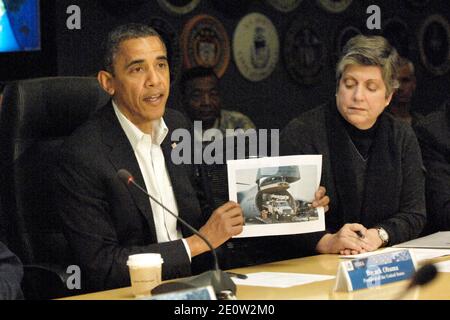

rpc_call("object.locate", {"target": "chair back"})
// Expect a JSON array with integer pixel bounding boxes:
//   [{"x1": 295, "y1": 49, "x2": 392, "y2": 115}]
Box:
[{"x1": 0, "y1": 77, "x2": 109, "y2": 269}]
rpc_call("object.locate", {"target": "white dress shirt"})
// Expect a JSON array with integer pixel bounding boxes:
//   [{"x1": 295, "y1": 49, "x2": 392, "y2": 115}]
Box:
[{"x1": 113, "y1": 101, "x2": 191, "y2": 260}]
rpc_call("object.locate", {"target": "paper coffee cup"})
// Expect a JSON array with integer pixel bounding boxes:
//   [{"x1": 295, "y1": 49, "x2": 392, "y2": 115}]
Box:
[{"x1": 127, "y1": 253, "x2": 164, "y2": 298}]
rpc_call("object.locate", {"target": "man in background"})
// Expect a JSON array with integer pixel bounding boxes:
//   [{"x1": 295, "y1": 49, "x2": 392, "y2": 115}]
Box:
[
  {"x1": 414, "y1": 98, "x2": 450, "y2": 234},
  {"x1": 388, "y1": 57, "x2": 418, "y2": 124},
  {"x1": 179, "y1": 67, "x2": 255, "y2": 140}
]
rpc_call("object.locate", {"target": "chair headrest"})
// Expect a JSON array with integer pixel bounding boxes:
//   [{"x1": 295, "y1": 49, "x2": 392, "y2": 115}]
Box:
[
  {"x1": 0, "y1": 77, "x2": 110, "y2": 140},
  {"x1": 0, "y1": 77, "x2": 110, "y2": 165}
]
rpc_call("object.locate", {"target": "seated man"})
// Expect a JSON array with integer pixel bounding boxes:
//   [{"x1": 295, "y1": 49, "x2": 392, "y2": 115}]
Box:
[
  {"x1": 0, "y1": 241, "x2": 23, "y2": 300},
  {"x1": 55, "y1": 23, "x2": 244, "y2": 292},
  {"x1": 179, "y1": 66, "x2": 256, "y2": 140},
  {"x1": 414, "y1": 99, "x2": 450, "y2": 233},
  {"x1": 56, "y1": 23, "x2": 329, "y2": 292},
  {"x1": 387, "y1": 56, "x2": 420, "y2": 125}
]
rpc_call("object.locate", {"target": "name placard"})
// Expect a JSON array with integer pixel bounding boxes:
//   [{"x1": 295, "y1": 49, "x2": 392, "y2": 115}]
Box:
[
  {"x1": 145, "y1": 285, "x2": 217, "y2": 300},
  {"x1": 334, "y1": 249, "x2": 417, "y2": 292}
]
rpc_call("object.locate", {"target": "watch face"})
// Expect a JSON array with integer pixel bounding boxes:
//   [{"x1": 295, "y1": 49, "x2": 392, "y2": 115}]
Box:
[{"x1": 378, "y1": 228, "x2": 389, "y2": 243}]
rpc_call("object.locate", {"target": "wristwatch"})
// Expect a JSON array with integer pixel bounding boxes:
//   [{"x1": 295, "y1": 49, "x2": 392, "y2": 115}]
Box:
[{"x1": 376, "y1": 227, "x2": 389, "y2": 247}]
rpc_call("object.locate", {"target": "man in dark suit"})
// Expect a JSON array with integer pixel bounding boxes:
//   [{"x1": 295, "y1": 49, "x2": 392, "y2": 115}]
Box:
[
  {"x1": 55, "y1": 23, "x2": 244, "y2": 292},
  {"x1": 414, "y1": 99, "x2": 450, "y2": 233}
]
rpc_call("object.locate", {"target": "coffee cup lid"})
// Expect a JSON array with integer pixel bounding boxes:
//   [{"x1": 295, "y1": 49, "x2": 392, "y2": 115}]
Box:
[{"x1": 127, "y1": 253, "x2": 164, "y2": 266}]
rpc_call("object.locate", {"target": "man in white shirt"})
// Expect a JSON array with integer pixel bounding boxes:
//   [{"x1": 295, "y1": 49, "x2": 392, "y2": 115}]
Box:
[
  {"x1": 56, "y1": 24, "x2": 244, "y2": 292},
  {"x1": 56, "y1": 23, "x2": 329, "y2": 292}
]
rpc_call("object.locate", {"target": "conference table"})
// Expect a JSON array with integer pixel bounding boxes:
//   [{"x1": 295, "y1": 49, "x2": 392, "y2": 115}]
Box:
[{"x1": 63, "y1": 252, "x2": 450, "y2": 300}]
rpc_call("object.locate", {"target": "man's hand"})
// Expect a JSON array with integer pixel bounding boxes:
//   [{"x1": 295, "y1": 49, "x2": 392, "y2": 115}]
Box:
[
  {"x1": 186, "y1": 201, "x2": 244, "y2": 257},
  {"x1": 312, "y1": 186, "x2": 330, "y2": 212},
  {"x1": 315, "y1": 223, "x2": 370, "y2": 254}
]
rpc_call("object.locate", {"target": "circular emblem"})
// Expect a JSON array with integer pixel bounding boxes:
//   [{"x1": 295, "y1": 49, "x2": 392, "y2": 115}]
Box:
[
  {"x1": 265, "y1": 0, "x2": 303, "y2": 13},
  {"x1": 316, "y1": 0, "x2": 353, "y2": 13},
  {"x1": 382, "y1": 17, "x2": 411, "y2": 57},
  {"x1": 284, "y1": 18, "x2": 327, "y2": 85},
  {"x1": 148, "y1": 17, "x2": 182, "y2": 86},
  {"x1": 334, "y1": 24, "x2": 362, "y2": 61},
  {"x1": 233, "y1": 13, "x2": 279, "y2": 82},
  {"x1": 419, "y1": 14, "x2": 450, "y2": 76},
  {"x1": 157, "y1": 0, "x2": 201, "y2": 15},
  {"x1": 181, "y1": 14, "x2": 230, "y2": 78}
]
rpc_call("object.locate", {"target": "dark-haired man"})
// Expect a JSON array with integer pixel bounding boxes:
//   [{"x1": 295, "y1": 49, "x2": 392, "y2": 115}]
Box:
[
  {"x1": 180, "y1": 67, "x2": 255, "y2": 140},
  {"x1": 55, "y1": 23, "x2": 245, "y2": 292},
  {"x1": 55, "y1": 23, "x2": 329, "y2": 293}
]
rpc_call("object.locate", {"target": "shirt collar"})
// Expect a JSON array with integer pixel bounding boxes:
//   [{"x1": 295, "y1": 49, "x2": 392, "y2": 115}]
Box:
[{"x1": 112, "y1": 100, "x2": 168, "y2": 149}]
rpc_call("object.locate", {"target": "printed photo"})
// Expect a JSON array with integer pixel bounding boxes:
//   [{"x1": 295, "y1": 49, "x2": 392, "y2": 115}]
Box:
[{"x1": 228, "y1": 155, "x2": 325, "y2": 237}]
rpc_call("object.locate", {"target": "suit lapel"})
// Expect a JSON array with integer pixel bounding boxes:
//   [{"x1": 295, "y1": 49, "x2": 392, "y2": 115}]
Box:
[{"x1": 100, "y1": 103, "x2": 157, "y2": 239}]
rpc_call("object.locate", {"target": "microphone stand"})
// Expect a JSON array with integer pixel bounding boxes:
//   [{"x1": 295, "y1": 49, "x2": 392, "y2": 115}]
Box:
[{"x1": 118, "y1": 170, "x2": 237, "y2": 298}]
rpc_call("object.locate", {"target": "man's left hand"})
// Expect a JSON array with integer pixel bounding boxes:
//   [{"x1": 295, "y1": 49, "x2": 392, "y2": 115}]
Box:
[{"x1": 312, "y1": 186, "x2": 329, "y2": 212}]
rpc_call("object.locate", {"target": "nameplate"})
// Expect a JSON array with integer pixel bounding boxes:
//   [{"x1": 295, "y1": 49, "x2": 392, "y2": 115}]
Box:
[
  {"x1": 145, "y1": 285, "x2": 217, "y2": 300},
  {"x1": 334, "y1": 249, "x2": 417, "y2": 292}
]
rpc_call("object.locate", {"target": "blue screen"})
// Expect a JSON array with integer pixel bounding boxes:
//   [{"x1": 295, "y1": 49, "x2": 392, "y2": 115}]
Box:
[{"x1": 0, "y1": 0, "x2": 40, "y2": 53}]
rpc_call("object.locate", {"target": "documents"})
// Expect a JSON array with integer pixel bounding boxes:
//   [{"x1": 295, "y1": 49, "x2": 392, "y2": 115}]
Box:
[
  {"x1": 227, "y1": 155, "x2": 325, "y2": 237},
  {"x1": 340, "y1": 247, "x2": 450, "y2": 262},
  {"x1": 434, "y1": 260, "x2": 450, "y2": 273},
  {"x1": 393, "y1": 231, "x2": 450, "y2": 249},
  {"x1": 231, "y1": 272, "x2": 335, "y2": 288}
]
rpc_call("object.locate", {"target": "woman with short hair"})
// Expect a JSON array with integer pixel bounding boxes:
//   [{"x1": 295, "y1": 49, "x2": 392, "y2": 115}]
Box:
[{"x1": 281, "y1": 35, "x2": 426, "y2": 255}]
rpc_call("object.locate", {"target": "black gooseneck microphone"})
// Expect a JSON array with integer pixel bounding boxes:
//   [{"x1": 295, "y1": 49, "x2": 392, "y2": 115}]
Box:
[
  {"x1": 396, "y1": 263, "x2": 438, "y2": 299},
  {"x1": 117, "y1": 169, "x2": 238, "y2": 298}
]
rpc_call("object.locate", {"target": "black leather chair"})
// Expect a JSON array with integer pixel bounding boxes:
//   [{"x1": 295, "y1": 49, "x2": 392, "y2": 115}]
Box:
[{"x1": 0, "y1": 77, "x2": 109, "y2": 299}]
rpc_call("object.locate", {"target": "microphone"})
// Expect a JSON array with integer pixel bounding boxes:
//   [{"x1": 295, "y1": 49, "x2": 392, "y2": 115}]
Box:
[
  {"x1": 395, "y1": 263, "x2": 438, "y2": 299},
  {"x1": 117, "y1": 169, "x2": 237, "y2": 298}
]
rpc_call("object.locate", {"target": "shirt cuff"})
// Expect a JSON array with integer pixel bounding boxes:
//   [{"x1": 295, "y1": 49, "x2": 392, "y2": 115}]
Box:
[{"x1": 181, "y1": 238, "x2": 192, "y2": 262}]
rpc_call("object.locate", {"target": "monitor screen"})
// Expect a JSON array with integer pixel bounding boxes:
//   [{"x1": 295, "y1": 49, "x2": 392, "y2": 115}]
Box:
[{"x1": 0, "y1": 0, "x2": 40, "y2": 53}]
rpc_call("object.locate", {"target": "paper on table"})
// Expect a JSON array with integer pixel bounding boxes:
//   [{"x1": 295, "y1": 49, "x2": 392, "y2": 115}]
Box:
[
  {"x1": 411, "y1": 248, "x2": 450, "y2": 261},
  {"x1": 339, "y1": 248, "x2": 450, "y2": 262},
  {"x1": 339, "y1": 247, "x2": 398, "y2": 259},
  {"x1": 393, "y1": 231, "x2": 450, "y2": 249},
  {"x1": 231, "y1": 272, "x2": 335, "y2": 288},
  {"x1": 434, "y1": 260, "x2": 450, "y2": 273}
]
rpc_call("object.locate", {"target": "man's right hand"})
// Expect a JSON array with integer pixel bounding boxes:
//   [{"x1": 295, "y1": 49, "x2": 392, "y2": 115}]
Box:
[{"x1": 186, "y1": 201, "x2": 244, "y2": 257}]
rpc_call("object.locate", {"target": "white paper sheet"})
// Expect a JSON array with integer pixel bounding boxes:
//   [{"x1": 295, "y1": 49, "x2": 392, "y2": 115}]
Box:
[
  {"x1": 339, "y1": 248, "x2": 450, "y2": 262},
  {"x1": 393, "y1": 231, "x2": 450, "y2": 249},
  {"x1": 434, "y1": 260, "x2": 450, "y2": 273},
  {"x1": 231, "y1": 272, "x2": 335, "y2": 288},
  {"x1": 227, "y1": 155, "x2": 325, "y2": 238}
]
